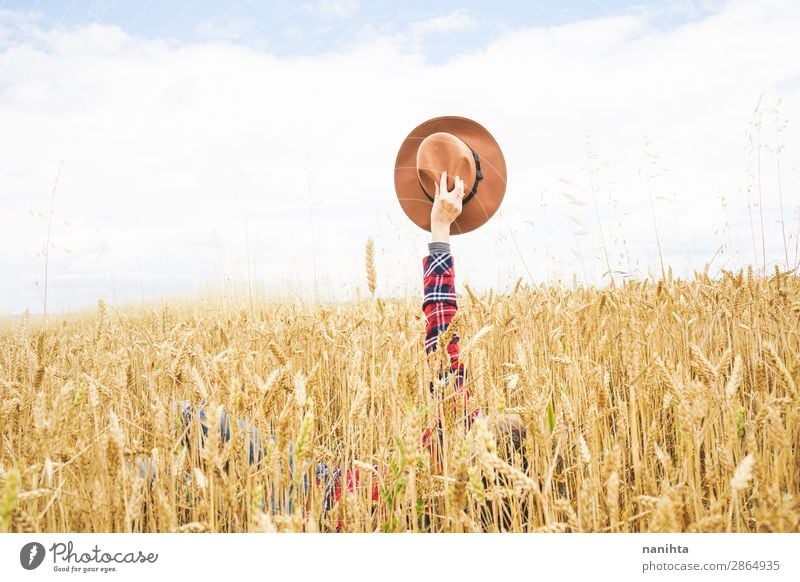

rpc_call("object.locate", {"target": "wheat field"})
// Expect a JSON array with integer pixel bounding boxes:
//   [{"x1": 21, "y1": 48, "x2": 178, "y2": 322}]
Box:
[{"x1": 1, "y1": 263, "x2": 799, "y2": 533}]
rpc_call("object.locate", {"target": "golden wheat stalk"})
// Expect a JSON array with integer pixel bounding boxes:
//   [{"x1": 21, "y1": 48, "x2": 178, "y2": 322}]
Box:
[{"x1": 365, "y1": 238, "x2": 376, "y2": 297}]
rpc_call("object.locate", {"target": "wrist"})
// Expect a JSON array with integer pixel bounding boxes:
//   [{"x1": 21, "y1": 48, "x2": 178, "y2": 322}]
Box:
[{"x1": 431, "y1": 221, "x2": 450, "y2": 243}]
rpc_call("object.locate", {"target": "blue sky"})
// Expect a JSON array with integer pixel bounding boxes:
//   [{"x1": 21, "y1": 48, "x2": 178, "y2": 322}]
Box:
[
  {"x1": 3, "y1": 0, "x2": 718, "y2": 58},
  {"x1": 0, "y1": 0, "x2": 798, "y2": 314}
]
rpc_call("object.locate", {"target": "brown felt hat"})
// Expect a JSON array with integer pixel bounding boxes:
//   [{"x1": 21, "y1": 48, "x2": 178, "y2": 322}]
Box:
[{"x1": 394, "y1": 116, "x2": 507, "y2": 235}]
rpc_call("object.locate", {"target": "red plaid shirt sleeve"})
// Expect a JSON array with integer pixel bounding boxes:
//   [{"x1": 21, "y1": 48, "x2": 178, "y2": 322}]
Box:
[
  {"x1": 422, "y1": 253, "x2": 460, "y2": 366},
  {"x1": 422, "y1": 252, "x2": 480, "y2": 432}
]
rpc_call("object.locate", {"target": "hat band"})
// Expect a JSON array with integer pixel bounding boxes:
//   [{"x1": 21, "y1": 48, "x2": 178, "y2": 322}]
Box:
[{"x1": 419, "y1": 146, "x2": 484, "y2": 204}]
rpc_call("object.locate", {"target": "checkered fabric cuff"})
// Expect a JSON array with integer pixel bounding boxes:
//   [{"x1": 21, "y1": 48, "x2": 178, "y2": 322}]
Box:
[{"x1": 427, "y1": 242, "x2": 450, "y2": 255}]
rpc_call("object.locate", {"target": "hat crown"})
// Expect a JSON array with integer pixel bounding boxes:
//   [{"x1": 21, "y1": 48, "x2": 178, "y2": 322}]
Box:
[{"x1": 416, "y1": 132, "x2": 477, "y2": 200}]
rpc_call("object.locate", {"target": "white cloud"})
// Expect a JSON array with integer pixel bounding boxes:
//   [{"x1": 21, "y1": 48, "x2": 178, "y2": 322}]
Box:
[
  {"x1": 305, "y1": 0, "x2": 361, "y2": 21},
  {"x1": 407, "y1": 10, "x2": 479, "y2": 36},
  {"x1": 0, "y1": 7, "x2": 42, "y2": 49},
  {"x1": 1, "y1": 1, "x2": 799, "y2": 315},
  {"x1": 195, "y1": 16, "x2": 256, "y2": 41}
]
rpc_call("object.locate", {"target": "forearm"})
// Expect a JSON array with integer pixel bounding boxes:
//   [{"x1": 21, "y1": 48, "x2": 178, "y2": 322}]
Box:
[
  {"x1": 422, "y1": 248, "x2": 458, "y2": 355},
  {"x1": 420, "y1": 245, "x2": 478, "y2": 440},
  {"x1": 421, "y1": 243, "x2": 464, "y2": 384}
]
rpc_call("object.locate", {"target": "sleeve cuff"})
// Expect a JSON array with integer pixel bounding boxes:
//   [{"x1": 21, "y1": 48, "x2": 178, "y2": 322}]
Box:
[{"x1": 428, "y1": 242, "x2": 451, "y2": 255}]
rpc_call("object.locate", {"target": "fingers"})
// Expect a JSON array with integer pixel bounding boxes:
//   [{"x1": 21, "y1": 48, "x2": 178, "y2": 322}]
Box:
[{"x1": 436, "y1": 172, "x2": 465, "y2": 199}]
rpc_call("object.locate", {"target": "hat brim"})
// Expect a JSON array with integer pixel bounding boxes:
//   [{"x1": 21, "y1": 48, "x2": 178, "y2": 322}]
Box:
[{"x1": 394, "y1": 116, "x2": 507, "y2": 235}]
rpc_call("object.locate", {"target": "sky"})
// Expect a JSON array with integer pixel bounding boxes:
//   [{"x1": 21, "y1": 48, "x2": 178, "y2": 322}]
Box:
[
  {"x1": 0, "y1": 1, "x2": 723, "y2": 57},
  {"x1": 1, "y1": 0, "x2": 799, "y2": 315}
]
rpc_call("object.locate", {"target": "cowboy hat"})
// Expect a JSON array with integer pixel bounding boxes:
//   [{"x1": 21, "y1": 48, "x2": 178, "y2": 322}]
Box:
[{"x1": 394, "y1": 116, "x2": 507, "y2": 235}]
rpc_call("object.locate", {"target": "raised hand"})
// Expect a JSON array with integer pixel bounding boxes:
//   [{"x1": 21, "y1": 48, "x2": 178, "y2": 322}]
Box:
[{"x1": 430, "y1": 170, "x2": 464, "y2": 242}]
